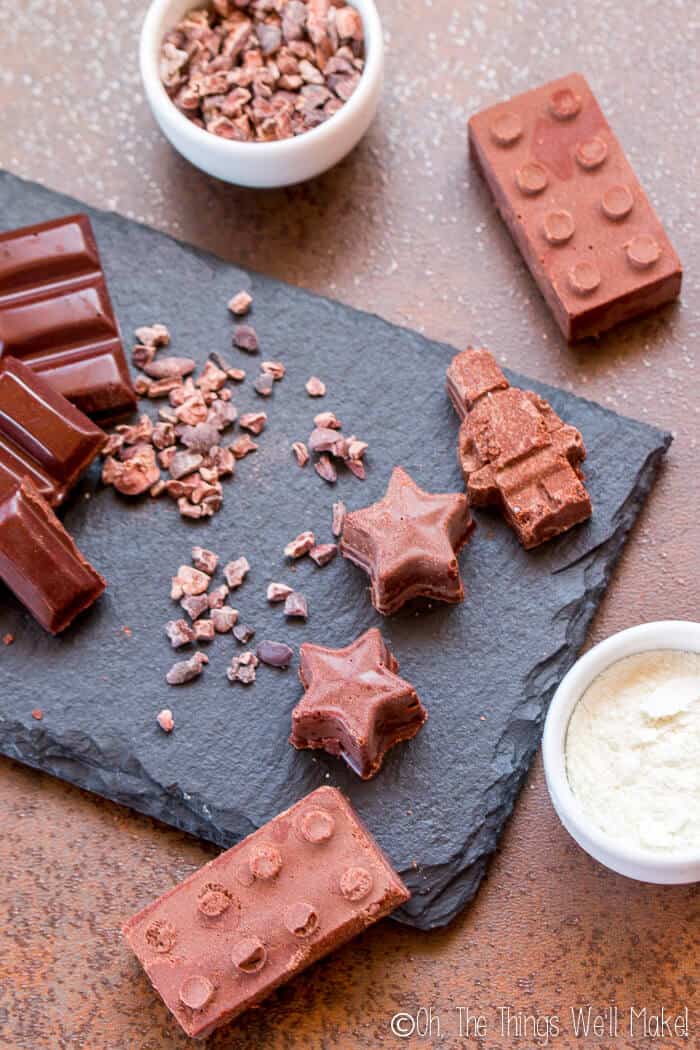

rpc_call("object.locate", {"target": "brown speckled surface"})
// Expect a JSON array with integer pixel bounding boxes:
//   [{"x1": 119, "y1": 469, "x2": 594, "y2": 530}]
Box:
[{"x1": 0, "y1": 0, "x2": 698, "y2": 1046}]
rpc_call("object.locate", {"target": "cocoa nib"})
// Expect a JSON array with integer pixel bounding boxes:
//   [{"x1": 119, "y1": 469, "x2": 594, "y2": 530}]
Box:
[
  {"x1": 254, "y1": 372, "x2": 274, "y2": 397},
  {"x1": 305, "y1": 375, "x2": 326, "y2": 397},
  {"x1": 233, "y1": 324, "x2": 259, "y2": 352},
  {"x1": 170, "y1": 450, "x2": 204, "y2": 479},
  {"x1": 292, "y1": 441, "x2": 309, "y2": 467},
  {"x1": 223, "y1": 556, "x2": 250, "y2": 589},
  {"x1": 314, "y1": 411, "x2": 342, "y2": 430},
  {"x1": 171, "y1": 565, "x2": 210, "y2": 600},
  {"x1": 179, "y1": 422, "x2": 221, "y2": 453},
  {"x1": 233, "y1": 623, "x2": 256, "y2": 644},
  {"x1": 284, "y1": 591, "x2": 308, "y2": 620},
  {"x1": 314, "y1": 453, "x2": 337, "y2": 483},
  {"x1": 180, "y1": 593, "x2": 210, "y2": 620},
  {"x1": 208, "y1": 584, "x2": 230, "y2": 609},
  {"x1": 239, "y1": 411, "x2": 267, "y2": 435},
  {"x1": 166, "y1": 651, "x2": 208, "y2": 686},
  {"x1": 261, "y1": 360, "x2": 285, "y2": 380},
  {"x1": 231, "y1": 434, "x2": 258, "y2": 458},
  {"x1": 194, "y1": 619, "x2": 215, "y2": 642},
  {"x1": 332, "y1": 500, "x2": 346, "y2": 536},
  {"x1": 191, "y1": 546, "x2": 218, "y2": 575},
  {"x1": 309, "y1": 543, "x2": 337, "y2": 566},
  {"x1": 226, "y1": 651, "x2": 258, "y2": 685},
  {"x1": 256, "y1": 640, "x2": 293, "y2": 668},
  {"x1": 134, "y1": 323, "x2": 170, "y2": 348},
  {"x1": 228, "y1": 290, "x2": 252, "y2": 316},
  {"x1": 267, "y1": 581, "x2": 293, "y2": 603},
  {"x1": 156, "y1": 708, "x2": 175, "y2": 732},
  {"x1": 102, "y1": 446, "x2": 160, "y2": 496},
  {"x1": 143, "y1": 356, "x2": 196, "y2": 380},
  {"x1": 165, "y1": 619, "x2": 196, "y2": 649},
  {"x1": 211, "y1": 606, "x2": 238, "y2": 633},
  {"x1": 284, "y1": 531, "x2": 315, "y2": 558}
]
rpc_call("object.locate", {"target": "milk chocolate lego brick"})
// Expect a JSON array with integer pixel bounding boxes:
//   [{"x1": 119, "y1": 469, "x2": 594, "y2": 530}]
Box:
[{"x1": 468, "y1": 73, "x2": 682, "y2": 340}]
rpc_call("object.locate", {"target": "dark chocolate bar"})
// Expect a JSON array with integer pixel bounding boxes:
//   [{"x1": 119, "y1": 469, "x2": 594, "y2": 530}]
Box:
[
  {"x1": 291, "y1": 627, "x2": 428, "y2": 779},
  {"x1": 448, "y1": 348, "x2": 592, "y2": 548},
  {"x1": 0, "y1": 475, "x2": 105, "y2": 633},
  {"x1": 123, "y1": 786, "x2": 409, "y2": 1039},
  {"x1": 0, "y1": 214, "x2": 136, "y2": 420},
  {"x1": 0, "y1": 355, "x2": 106, "y2": 506},
  {"x1": 468, "y1": 73, "x2": 682, "y2": 340},
  {"x1": 340, "y1": 466, "x2": 474, "y2": 615}
]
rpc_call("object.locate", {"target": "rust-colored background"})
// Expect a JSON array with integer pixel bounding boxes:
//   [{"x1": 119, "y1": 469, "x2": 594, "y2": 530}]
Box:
[{"x1": 0, "y1": 2, "x2": 698, "y2": 1048}]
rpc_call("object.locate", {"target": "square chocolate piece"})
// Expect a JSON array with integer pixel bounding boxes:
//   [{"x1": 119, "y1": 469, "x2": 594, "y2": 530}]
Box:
[
  {"x1": 468, "y1": 73, "x2": 682, "y2": 340},
  {"x1": 123, "y1": 786, "x2": 409, "y2": 1039}
]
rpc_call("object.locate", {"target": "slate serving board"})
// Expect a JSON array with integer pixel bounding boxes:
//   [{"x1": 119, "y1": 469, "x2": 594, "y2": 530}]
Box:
[{"x1": 0, "y1": 171, "x2": 670, "y2": 929}]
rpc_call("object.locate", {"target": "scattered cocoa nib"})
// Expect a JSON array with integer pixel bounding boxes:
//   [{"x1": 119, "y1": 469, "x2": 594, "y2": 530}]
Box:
[
  {"x1": 305, "y1": 375, "x2": 326, "y2": 397},
  {"x1": 102, "y1": 446, "x2": 160, "y2": 496},
  {"x1": 228, "y1": 290, "x2": 252, "y2": 316},
  {"x1": 314, "y1": 453, "x2": 337, "y2": 483},
  {"x1": 3, "y1": 633, "x2": 14, "y2": 646},
  {"x1": 284, "y1": 530, "x2": 315, "y2": 558},
  {"x1": 332, "y1": 499, "x2": 346, "y2": 536},
  {"x1": 211, "y1": 606, "x2": 238, "y2": 633},
  {"x1": 239, "y1": 412, "x2": 267, "y2": 435},
  {"x1": 231, "y1": 434, "x2": 258, "y2": 458},
  {"x1": 308, "y1": 427, "x2": 344, "y2": 454},
  {"x1": 254, "y1": 372, "x2": 274, "y2": 397},
  {"x1": 143, "y1": 356, "x2": 196, "y2": 380},
  {"x1": 178, "y1": 497, "x2": 205, "y2": 519},
  {"x1": 208, "y1": 584, "x2": 230, "y2": 609},
  {"x1": 261, "y1": 360, "x2": 285, "y2": 380},
  {"x1": 171, "y1": 565, "x2": 210, "y2": 600},
  {"x1": 152, "y1": 421, "x2": 176, "y2": 450},
  {"x1": 223, "y1": 556, "x2": 250, "y2": 589},
  {"x1": 208, "y1": 400, "x2": 238, "y2": 431},
  {"x1": 267, "y1": 581, "x2": 294, "y2": 603},
  {"x1": 132, "y1": 344, "x2": 155, "y2": 370},
  {"x1": 157, "y1": 709, "x2": 175, "y2": 733},
  {"x1": 292, "y1": 441, "x2": 309, "y2": 467},
  {"x1": 160, "y1": 3, "x2": 365, "y2": 142},
  {"x1": 256, "y1": 640, "x2": 293, "y2": 668},
  {"x1": 233, "y1": 324, "x2": 259, "y2": 353},
  {"x1": 158, "y1": 446, "x2": 177, "y2": 470},
  {"x1": 191, "y1": 546, "x2": 218, "y2": 575},
  {"x1": 196, "y1": 360, "x2": 228, "y2": 393},
  {"x1": 347, "y1": 457, "x2": 366, "y2": 480},
  {"x1": 314, "y1": 410, "x2": 341, "y2": 429},
  {"x1": 31, "y1": 709, "x2": 43, "y2": 720},
  {"x1": 170, "y1": 450, "x2": 204, "y2": 480},
  {"x1": 309, "y1": 542, "x2": 337, "y2": 566},
  {"x1": 194, "y1": 618, "x2": 216, "y2": 642},
  {"x1": 178, "y1": 422, "x2": 219, "y2": 453},
  {"x1": 180, "y1": 593, "x2": 210, "y2": 620},
  {"x1": 227, "y1": 651, "x2": 258, "y2": 685},
  {"x1": 284, "y1": 591, "x2": 308, "y2": 620},
  {"x1": 165, "y1": 618, "x2": 196, "y2": 649},
  {"x1": 166, "y1": 651, "x2": 208, "y2": 686},
  {"x1": 134, "y1": 323, "x2": 170, "y2": 348},
  {"x1": 159, "y1": 406, "x2": 179, "y2": 424},
  {"x1": 233, "y1": 623, "x2": 256, "y2": 644}
]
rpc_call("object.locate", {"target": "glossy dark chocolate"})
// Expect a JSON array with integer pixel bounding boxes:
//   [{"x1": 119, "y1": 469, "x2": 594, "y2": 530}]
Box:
[
  {"x1": 340, "y1": 466, "x2": 474, "y2": 615},
  {"x1": 0, "y1": 214, "x2": 136, "y2": 420},
  {"x1": 291, "y1": 628, "x2": 428, "y2": 779},
  {"x1": 0, "y1": 356, "x2": 105, "y2": 506},
  {"x1": 448, "y1": 348, "x2": 592, "y2": 548},
  {"x1": 468, "y1": 73, "x2": 682, "y2": 340},
  {"x1": 122, "y1": 786, "x2": 409, "y2": 1039},
  {"x1": 0, "y1": 475, "x2": 106, "y2": 633}
]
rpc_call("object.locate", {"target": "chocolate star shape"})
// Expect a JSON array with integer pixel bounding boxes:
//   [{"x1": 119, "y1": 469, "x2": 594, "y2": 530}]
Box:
[
  {"x1": 290, "y1": 628, "x2": 427, "y2": 779},
  {"x1": 339, "y1": 466, "x2": 474, "y2": 615}
]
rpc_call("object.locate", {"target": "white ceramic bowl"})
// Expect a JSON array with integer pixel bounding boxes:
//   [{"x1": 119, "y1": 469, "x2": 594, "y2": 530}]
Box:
[
  {"x1": 139, "y1": 0, "x2": 383, "y2": 187},
  {"x1": 543, "y1": 620, "x2": 700, "y2": 884}
]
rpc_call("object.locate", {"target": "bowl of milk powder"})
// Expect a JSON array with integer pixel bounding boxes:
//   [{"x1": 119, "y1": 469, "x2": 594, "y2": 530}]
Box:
[{"x1": 542, "y1": 621, "x2": 700, "y2": 883}]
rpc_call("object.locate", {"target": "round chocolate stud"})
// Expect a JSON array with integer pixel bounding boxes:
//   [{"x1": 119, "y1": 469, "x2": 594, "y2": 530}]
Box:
[
  {"x1": 516, "y1": 161, "x2": 548, "y2": 196},
  {"x1": 575, "y1": 137, "x2": 607, "y2": 169},
  {"x1": 231, "y1": 935, "x2": 267, "y2": 974},
  {"x1": 297, "y1": 808, "x2": 335, "y2": 843},
  {"x1": 568, "y1": 260, "x2": 601, "y2": 295},
  {"x1": 197, "y1": 882, "x2": 233, "y2": 917},
  {"x1": 339, "y1": 866, "x2": 374, "y2": 902},
  {"x1": 145, "y1": 918, "x2": 176, "y2": 953},
  {"x1": 490, "y1": 111, "x2": 523, "y2": 146},
  {"x1": 625, "y1": 234, "x2": 661, "y2": 269},
  {"x1": 179, "y1": 975, "x2": 214, "y2": 1011},
  {"x1": 248, "y1": 843, "x2": 283, "y2": 880},
  {"x1": 549, "y1": 87, "x2": 581, "y2": 120},
  {"x1": 601, "y1": 184, "x2": 634, "y2": 221},
  {"x1": 543, "y1": 209, "x2": 575, "y2": 245},
  {"x1": 284, "y1": 900, "x2": 319, "y2": 938}
]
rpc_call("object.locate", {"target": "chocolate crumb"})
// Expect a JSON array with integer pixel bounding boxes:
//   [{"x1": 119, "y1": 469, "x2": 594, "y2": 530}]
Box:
[
  {"x1": 256, "y1": 640, "x2": 294, "y2": 668},
  {"x1": 267, "y1": 582, "x2": 293, "y2": 603},
  {"x1": 191, "y1": 546, "x2": 219, "y2": 575},
  {"x1": 284, "y1": 591, "x2": 308, "y2": 620},
  {"x1": 233, "y1": 623, "x2": 256, "y2": 644},
  {"x1": 305, "y1": 376, "x2": 326, "y2": 397},
  {"x1": 254, "y1": 372, "x2": 274, "y2": 397},
  {"x1": 284, "y1": 531, "x2": 315, "y2": 558},
  {"x1": 194, "y1": 619, "x2": 216, "y2": 642},
  {"x1": 157, "y1": 709, "x2": 175, "y2": 732},
  {"x1": 292, "y1": 441, "x2": 309, "y2": 467},
  {"x1": 180, "y1": 594, "x2": 210, "y2": 620},
  {"x1": 239, "y1": 412, "x2": 267, "y2": 435},
  {"x1": 211, "y1": 606, "x2": 238, "y2": 633},
  {"x1": 31, "y1": 709, "x2": 43, "y2": 720},
  {"x1": 165, "y1": 619, "x2": 196, "y2": 649},
  {"x1": 231, "y1": 434, "x2": 258, "y2": 458},
  {"x1": 166, "y1": 651, "x2": 208, "y2": 686},
  {"x1": 223, "y1": 557, "x2": 250, "y2": 589},
  {"x1": 309, "y1": 543, "x2": 338, "y2": 567},
  {"x1": 226, "y1": 651, "x2": 259, "y2": 685},
  {"x1": 314, "y1": 453, "x2": 337, "y2": 484},
  {"x1": 332, "y1": 500, "x2": 346, "y2": 536},
  {"x1": 228, "y1": 290, "x2": 252, "y2": 316},
  {"x1": 233, "y1": 324, "x2": 259, "y2": 353}
]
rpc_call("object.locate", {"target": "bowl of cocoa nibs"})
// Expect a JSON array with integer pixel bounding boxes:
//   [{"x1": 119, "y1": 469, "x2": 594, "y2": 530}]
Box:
[{"x1": 140, "y1": 0, "x2": 383, "y2": 187}]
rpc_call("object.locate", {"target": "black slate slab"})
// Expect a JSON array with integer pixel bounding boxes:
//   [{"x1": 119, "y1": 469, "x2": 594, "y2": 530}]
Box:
[{"x1": 0, "y1": 171, "x2": 670, "y2": 929}]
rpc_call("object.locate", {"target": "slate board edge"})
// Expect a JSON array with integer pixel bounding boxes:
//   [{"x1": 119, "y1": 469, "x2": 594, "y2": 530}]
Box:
[{"x1": 0, "y1": 432, "x2": 671, "y2": 931}]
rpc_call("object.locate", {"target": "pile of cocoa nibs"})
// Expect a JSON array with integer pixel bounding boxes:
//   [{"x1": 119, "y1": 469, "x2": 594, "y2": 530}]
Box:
[{"x1": 159, "y1": 0, "x2": 365, "y2": 142}]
